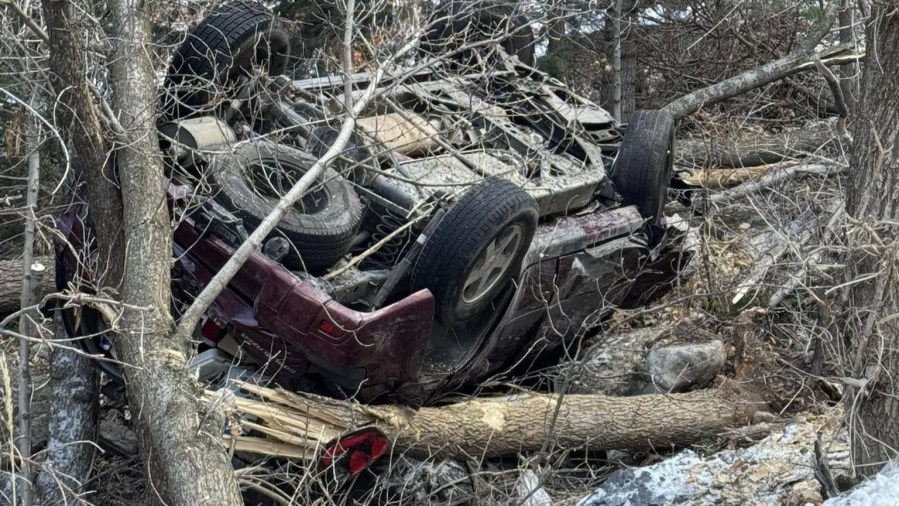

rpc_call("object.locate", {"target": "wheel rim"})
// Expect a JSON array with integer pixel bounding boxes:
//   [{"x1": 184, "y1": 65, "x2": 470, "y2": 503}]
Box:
[
  {"x1": 247, "y1": 160, "x2": 332, "y2": 214},
  {"x1": 462, "y1": 224, "x2": 523, "y2": 304}
]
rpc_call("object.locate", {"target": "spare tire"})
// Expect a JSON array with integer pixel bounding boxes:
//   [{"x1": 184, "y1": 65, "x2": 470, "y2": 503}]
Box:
[
  {"x1": 164, "y1": 1, "x2": 290, "y2": 119},
  {"x1": 205, "y1": 142, "x2": 363, "y2": 272},
  {"x1": 411, "y1": 178, "x2": 538, "y2": 327},
  {"x1": 423, "y1": 1, "x2": 536, "y2": 66},
  {"x1": 610, "y1": 109, "x2": 675, "y2": 225}
]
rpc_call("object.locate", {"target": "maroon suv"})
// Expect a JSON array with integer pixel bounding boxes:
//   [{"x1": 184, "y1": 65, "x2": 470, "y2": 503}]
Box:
[{"x1": 56, "y1": 1, "x2": 686, "y2": 404}]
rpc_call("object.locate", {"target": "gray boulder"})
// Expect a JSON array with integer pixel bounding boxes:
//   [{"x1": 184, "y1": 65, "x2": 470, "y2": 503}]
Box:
[{"x1": 642, "y1": 340, "x2": 726, "y2": 393}]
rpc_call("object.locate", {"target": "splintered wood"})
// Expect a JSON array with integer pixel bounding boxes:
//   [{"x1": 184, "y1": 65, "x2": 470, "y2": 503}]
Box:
[{"x1": 214, "y1": 381, "x2": 763, "y2": 461}]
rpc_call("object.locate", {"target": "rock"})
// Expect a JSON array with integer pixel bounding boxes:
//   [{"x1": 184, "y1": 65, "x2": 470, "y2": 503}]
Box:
[
  {"x1": 516, "y1": 469, "x2": 552, "y2": 506},
  {"x1": 824, "y1": 461, "x2": 899, "y2": 505},
  {"x1": 557, "y1": 320, "x2": 724, "y2": 396},
  {"x1": 642, "y1": 340, "x2": 726, "y2": 393},
  {"x1": 557, "y1": 326, "x2": 670, "y2": 396},
  {"x1": 789, "y1": 480, "x2": 823, "y2": 505},
  {"x1": 578, "y1": 411, "x2": 849, "y2": 506},
  {"x1": 386, "y1": 457, "x2": 473, "y2": 504},
  {"x1": 99, "y1": 419, "x2": 138, "y2": 456}
]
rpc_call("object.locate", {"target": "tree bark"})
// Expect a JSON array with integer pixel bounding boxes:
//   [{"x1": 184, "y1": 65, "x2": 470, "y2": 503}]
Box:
[
  {"x1": 0, "y1": 260, "x2": 52, "y2": 315},
  {"x1": 845, "y1": 5, "x2": 899, "y2": 477},
  {"x1": 42, "y1": 0, "x2": 125, "y2": 289},
  {"x1": 105, "y1": 0, "x2": 242, "y2": 503},
  {"x1": 838, "y1": 0, "x2": 859, "y2": 115},
  {"x1": 226, "y1": 383, "x2": 766, "y2": 460},
  {"x1": 677, "y1": 120, "x2": 839, "y2": 169},
  {"x1": 33, "y1": 315, "x2": 99, "y2": 505}
]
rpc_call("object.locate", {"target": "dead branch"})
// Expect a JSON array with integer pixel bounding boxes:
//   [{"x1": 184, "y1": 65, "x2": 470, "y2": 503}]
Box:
[
  {"x1": 814, "y1": 59, "x2": 851, "y2": 140},
  {"x1": 767, "y1": 204, "x2": 846, "y2": 309},
  {"x1": 663, "y1": 32, "x2": 862, "y2": 120},
  {"x1": 16, "y1": 93, "x2": 41, "y2": 506},
  {"x1": 731, "y1": 215, "x2": 818, "y2": 306},
  {"x1": 219, "y1": 382, "x2": 766, "y2": 460},
  {"x1": 708, "y1": 162, "x2": 840, "y2": 204},
  {"x1": 678, "y1": 165, "x2": 777, "y2": 190}
]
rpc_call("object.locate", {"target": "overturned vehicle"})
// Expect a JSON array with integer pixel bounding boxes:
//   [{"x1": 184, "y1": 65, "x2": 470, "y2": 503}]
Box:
[{"x1": 56, "y1": 2, "x2": 685, "y2": 405}]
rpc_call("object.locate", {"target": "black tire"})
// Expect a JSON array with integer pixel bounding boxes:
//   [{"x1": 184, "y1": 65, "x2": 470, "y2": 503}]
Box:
[
  {"x1": 610, "y1": 109, "x2": 675, "y2": 225},
  {"x1": 205, "y1": 142, "x2": 363, "y2": 272},
  {"x1": 164, "y1": 1, "x2": 289, "y2": 119},
  {"x1": 307, "y1": 125, "x2": 374, "y2": 184},
  {"x1": 423, "y1": 1, "x2": 536, "y2": 66},
  {"x1": 411, "y1": 178, "x2": 538, "y2": 327}
]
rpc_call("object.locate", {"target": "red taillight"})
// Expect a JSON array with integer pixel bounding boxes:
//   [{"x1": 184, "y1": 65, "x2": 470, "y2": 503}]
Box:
[
  {"x1": 320, "y1": 427, "x2": 390, "y2": 475},
  {"x1": 318, "y1": 319, "x2": 343, "y2": 337},
  {"x1": 201, "y1": 318, "x2": 224, "y2": 342}
]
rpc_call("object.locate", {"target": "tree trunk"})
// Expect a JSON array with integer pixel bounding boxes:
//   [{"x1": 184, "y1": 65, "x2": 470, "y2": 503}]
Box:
[
  {"x1": 845, "y1": 5, "x2": 899, "y2": 477},
  {"x1": 33, "y1": 315, "x2": 99, "y2": 505},
  {"x1": 600, "y1": 0, "x2": 636, "y2": 119},
  {"x1": 42, "y1": 0, "x2": 125, "y2": 289},
  {"x1": 0, "y1": 262, "x2": 53, "y2": 317},
  {"x1": 226, "y1": 383, "x2": 765, "y2": 460},
  {"x1": 619, "y1": 0, "x2": 637, "y2": 119},
  {"x1": 105, "y1": 0, "x2": 242, "y2": 503},
  {"x1": 44, "y1": 0, "x2": 241, "y2": 502}
]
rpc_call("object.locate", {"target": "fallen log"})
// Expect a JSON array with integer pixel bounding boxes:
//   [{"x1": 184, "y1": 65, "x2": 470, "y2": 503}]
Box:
[
  {"x1": 217, "y1": 382, "x2": 766, "y2": 460},
  {"x1": 0, "y1": 258, "x2": 54, "y2": 315},
  {"x1": 677, "y1": 120, "x2": 838, "y2": 170}
]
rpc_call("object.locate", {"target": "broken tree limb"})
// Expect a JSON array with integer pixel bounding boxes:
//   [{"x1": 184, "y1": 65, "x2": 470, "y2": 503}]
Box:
[
  {"x1": 218, "y1": 382, "x2": 765, "y2": 461},
  {"x1": 731, "y1": 215, "x2": 819, "y2": 306},
  {"x1": 678, "y1": 165, "x2": 775, "y2": 190},
  {"x1": 0, "y1": 259, "x2": 53, "y2": 315},
  {"x1": 663, "y1": 40, "x2": 862, "y2": 120},
  {"x1": 708, "y1": 162, "x2": 840, "y2": 204},
  {"x1": 767, "y1": 204, "x2": 846, "y2": 309},
  {"x1": 677, "y1": 119, "x2": 839, "y2": 170}
]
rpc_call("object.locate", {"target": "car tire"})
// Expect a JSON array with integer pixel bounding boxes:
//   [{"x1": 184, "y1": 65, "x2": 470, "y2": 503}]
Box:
[
  {"x1": 205, "y1": 142, "x2": 363, "y2": 273},
  {"x1": 307, "y1": 125, "x2": 375, "y2": 184},
  {"x1": 610, "y1": 109, "x2": 675, "y2": 226},
  {"x1": 411, "y1": 178, "x2": 538, "y2": 327},
  {"x1": 423, "y1": 1, "x2": 536, "y2": 66},
  {"x1": 164, "y1": 1, "x2": 290, "y2": 119}
]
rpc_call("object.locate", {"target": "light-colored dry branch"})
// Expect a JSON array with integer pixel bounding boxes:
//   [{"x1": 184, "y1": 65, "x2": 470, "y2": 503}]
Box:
[
  {"x1": 708, "y1": 162, "x2": 839, "y2": 204},
  {"x1": 678, "y1": 165, "x2": 779, "y2": 190}
]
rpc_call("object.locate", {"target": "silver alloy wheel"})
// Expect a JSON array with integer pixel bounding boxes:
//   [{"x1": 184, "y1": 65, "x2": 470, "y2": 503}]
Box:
[{"x1": 461, "y1": 224, "x2": 523, "y2": 304}]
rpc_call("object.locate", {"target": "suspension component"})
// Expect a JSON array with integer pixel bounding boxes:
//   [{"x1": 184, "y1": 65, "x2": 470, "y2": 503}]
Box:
[{"x1": 367, "y1": 207, "x2": 413, "y2": 266}]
